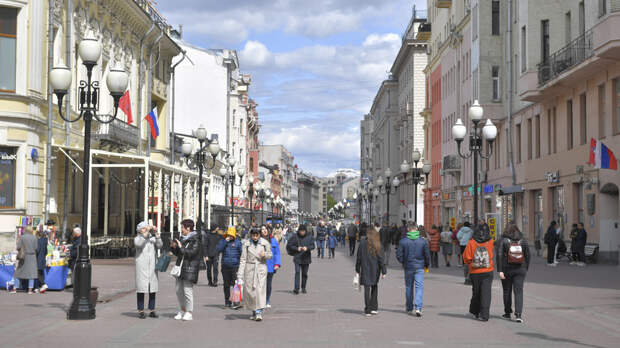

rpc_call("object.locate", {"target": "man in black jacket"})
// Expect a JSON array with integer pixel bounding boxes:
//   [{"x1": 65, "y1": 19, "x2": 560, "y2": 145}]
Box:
[
  {"x1": 573, "y1": 223, "x2": 588, "y2": 266},
  {"x1": 347, "y1": 223, "x2": 358, "y2": 256},
  {"x1": 379, "y1": 223, "x2": 393, "y2": 266},
  {"x1": 203, "y1": 225, "x2": 222, "y2": 286},
  {"x1": 286, "y1": 224, "x2": 316, "y2": 294}
]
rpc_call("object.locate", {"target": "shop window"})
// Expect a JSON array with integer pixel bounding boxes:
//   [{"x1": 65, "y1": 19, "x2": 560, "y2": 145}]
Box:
[
  {"x1": 0, "y1": 146, "x2": 16, "y2": 208},
  {"x1": 0, "y1": 7, "x2": 18, "y2": 92},
  {"x1": 492, "y1": 1, "x2": 500, "y2": 36}
]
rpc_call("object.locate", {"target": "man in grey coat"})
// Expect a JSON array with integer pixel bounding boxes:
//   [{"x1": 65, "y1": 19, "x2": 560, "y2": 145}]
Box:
[
  {"x1": 13, "y1": 227, "x2": 38, "y2": 293},
  {"x1": 134, "y1": 221, "x2": 163, "y2": 319}
]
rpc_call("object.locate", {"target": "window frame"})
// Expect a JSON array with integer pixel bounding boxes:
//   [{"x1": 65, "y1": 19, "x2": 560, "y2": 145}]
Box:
[
  {"x1": 492, "y1": 1, "x2": 500, "y2": 36},
  {"x1": 492, "y1": 66, "x2": 500, "y2": 101},
  {"x1": 0, "y1": 6, "x2": 18, "y2": 93}
]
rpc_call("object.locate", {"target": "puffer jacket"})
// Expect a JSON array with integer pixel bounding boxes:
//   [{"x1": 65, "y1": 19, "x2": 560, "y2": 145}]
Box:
[
  {"x1": 265, "y1": 236, "x2": 281, "y2": 273},
  {"x1": 396, "y1": 234, "x2": 430, "y2": 271},
  {"x1": 457, "y1": 226, "x2": 473, "y2": 246},
  {"x1": 217, "y1": 238, "x2": 243, "y2": 268},
  {"x1": 427, "y1": 228, "x2": 441, "y2": 252},
  {"x1": 286, "y1": 232, "x2": 316, "y2": 264},
  {"x1": 172, "y1": 231, "x2": 202, "y2": 284},
  {"x1": 316, "y1": 225, "x2": 328, "y2": 241}
]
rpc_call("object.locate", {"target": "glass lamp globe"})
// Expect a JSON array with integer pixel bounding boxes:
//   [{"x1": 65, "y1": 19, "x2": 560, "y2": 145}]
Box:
[
  {"x1": 376, "y1": 176, "x2": 385, "y2": 187},
  {"x1": 194, "y1": 125, "x2": 208, "y2": 141},
  {"x1": 412, "y1": 149, "x2": 422, "y2": 162},
  {"x1": 265, "y1": 188, "x2": 272, "y2": 196},
  {"x1": 483, "y1": 119, "x2": 498, "y2": 141},
  {"x1": 237, "y1": 165, "x2": 245, "y2": 177},
  {"x1": 392, "y1": 177, "x2": 400, "y2": 187},
  {"x1": 219, "y1": 167, "x2": 228, "y2": 177},
  {"x1": 452, "y1": 118, "x2": 467, "y2": 141},
  {"x1": 423, "y1": 161, "x2": 432, "y2": 174},
  {"x1": 208, "y1": 139, "x2": 220, "y2": 156},
  {"x1": 106, "y1": 63, "x2": 128, "y2": 95},
  {"x1": 227, "y1": 156, "x2": 236, "y2": 167},
  {"x1": 50, "y1": 65, "x2": 72, "y2": 93},
  {"x1": 385, "y1": 168, "x2": 392, "y2": 178},
  {"x1": 78, "y1": 34, "x2": 102, "y2": 64},
  {"x1": 469, "y1": 100, "x2": 484, "y2": 122},
  {"x1": 182, "y1": 142, "x2": 193, "y2": 156},
  {"x1": 400, "y1": 160, "x2": 410, "y2": 173}
]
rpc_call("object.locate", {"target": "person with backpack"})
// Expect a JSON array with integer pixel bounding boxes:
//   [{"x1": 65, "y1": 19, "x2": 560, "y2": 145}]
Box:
[
  {"x1": 286, "y1": 224, "x2": 316, "y2": 294},
  {"x1": 463, "y1": 225, "x2": 495, "y2": 321},
  {"x1": 356, "y1": 226, "x2": 387, "y2": 317},
  {"x1": 497, "y1": 224, "x2": 530, "y2": 323},
  {"x1": 396, "y1": 221, "x2": 430, "y2": 317},
  {"x1": 440, "y1": 226, "x2": 453, "y2": 267},
  {"x1": 543, "y1": 221, "x2": 560, "y2": 266},
  {"x1": 457, "y1": 222, "x2": 474, "y2": 284},
  {"x1": 427, "y1": 225, "x2": 441, "y2": 268}
]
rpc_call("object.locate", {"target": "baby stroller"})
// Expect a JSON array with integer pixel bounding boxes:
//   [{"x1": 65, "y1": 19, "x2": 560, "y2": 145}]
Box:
[{"x1": 555, "y1": 239, "x2": 574, "y2": 262}]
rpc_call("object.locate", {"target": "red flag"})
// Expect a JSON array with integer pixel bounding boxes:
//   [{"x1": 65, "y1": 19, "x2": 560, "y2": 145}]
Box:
[{"x1": 119, "y1": 90, "x2": 133, "y2": 124}]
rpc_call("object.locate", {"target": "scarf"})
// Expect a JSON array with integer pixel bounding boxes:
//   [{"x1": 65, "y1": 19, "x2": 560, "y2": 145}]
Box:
[{"x1": 182, "y1": 231, "x2": 197, "y2": 241}]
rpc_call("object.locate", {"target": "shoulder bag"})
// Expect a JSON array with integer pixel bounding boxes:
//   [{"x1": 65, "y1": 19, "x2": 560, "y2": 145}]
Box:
[{"x1": 170, "y1": 254, "x2": 184, "y2": 278}]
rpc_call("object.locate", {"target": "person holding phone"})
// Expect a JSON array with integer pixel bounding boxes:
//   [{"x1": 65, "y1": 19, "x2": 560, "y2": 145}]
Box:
[
  {"x1": 170, "y1": 219, "x2": 201, "y2": 321},
  {"x1": 286, "y1": 224, "x2": 315, "y2": 294},
  {"x1": 134, "y1": 221, "x2": 162, "y2": 319}
]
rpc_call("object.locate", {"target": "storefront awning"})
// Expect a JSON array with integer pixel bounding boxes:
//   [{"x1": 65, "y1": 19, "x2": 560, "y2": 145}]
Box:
[{"x1": 498, "y1": 185, "x2": 525, "y2": 196}]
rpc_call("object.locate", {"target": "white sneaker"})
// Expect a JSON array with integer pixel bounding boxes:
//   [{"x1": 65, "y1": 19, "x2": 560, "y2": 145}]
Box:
[
  {"x1": 577, "y1": 262, "x2": 586, "y2": 267},
  {"x1": 40, "y1": 284, "x2": 48, "y2": 293},
  {"x1": 174, "y1": 312, "x2": 184, "y2": 320},
  {"x1": 569, "y1": 261, "x2": 576, "y2": 265},
  {"x1": 182, "y1": 312, "x2": 193, "y2": 321},
  {"x1": 265, "y1": 304, "x2": 272, "y2": 309},
  {"x1": 370, "y1": 311, "x2": 378, "y2": 315},
  {"x1": 415, "y1": 309, "x2": 422, "y2": 317}
]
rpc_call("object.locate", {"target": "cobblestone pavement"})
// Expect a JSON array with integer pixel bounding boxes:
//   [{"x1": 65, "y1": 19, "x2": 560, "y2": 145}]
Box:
[{"x1": 1, "y1": 245, "x2": 619, "y2": 348}]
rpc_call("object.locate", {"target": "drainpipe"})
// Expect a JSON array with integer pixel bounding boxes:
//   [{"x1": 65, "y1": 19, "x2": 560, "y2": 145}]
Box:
[
  {"x1": 507, "y1": 0, "x2": 517, "y2": 222},
  {"x1": 62, "y1": 0, "x2": 73, "y2": 239},
  {"x1": 137, "y1": 24, "x2": 155, "y2": 156},
  {"x1": 45, "y1": 0, "x2": 54, "y2": 224},
  {"x1": 169, "y1": 50, "x2": 187, "y2": 165},
  {"x1": 147, "y1": 29, "x2": 163, "y2": 158}
]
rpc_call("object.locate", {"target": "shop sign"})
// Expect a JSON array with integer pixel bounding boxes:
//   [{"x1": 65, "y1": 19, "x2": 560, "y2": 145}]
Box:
[
  {"x1": 494, "y1": 184, "x2": 502, "y2": 191},
  {"x1": 450, "y1": 217, "x2": 456, "y2": 230},
  {"x1": 488, "y1": 217, "x2": 497, "y2": 240},
  {"x1": 484, "y1": 185, "x2": 494, "y2": 193}
]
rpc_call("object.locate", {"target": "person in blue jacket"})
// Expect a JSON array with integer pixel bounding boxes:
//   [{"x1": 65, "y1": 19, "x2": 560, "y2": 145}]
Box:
[
  {"x1": 316, "y1": 221, "x2": 328, "y2": 259},
  {"x1": 260, "y1": 225, "x2": 281, "y2": 308},
  {"x1": 327, "y1": 229, "x2": 338, "y2": 259},
  {"x1": 217, "y1": 227, "x2": 243, "y2": 308},
  {"x1": 396, "y1": 221, "x2": 430, "y2": 317}
]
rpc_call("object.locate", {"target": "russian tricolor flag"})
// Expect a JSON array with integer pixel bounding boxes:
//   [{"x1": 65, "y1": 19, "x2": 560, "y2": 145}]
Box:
[
  {"x1": 589, "y1": 138, "x2": 618, "y2": 170},
  {"x1": 144, "y1": 108, "x2": 159, "y2": 140}
]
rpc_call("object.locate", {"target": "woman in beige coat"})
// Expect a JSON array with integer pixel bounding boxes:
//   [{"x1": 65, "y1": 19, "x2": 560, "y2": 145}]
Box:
[{"x1": 237, "y1": 228, "x2": 272, "y2": 321}]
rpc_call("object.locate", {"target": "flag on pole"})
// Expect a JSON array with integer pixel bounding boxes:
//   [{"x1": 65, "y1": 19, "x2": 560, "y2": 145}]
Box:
[
  {"x1": 118, "y1": 90, "x2": 133, "y2": 124},
  {"x1": 144, "y1": 108, "x2": 159, "y2": 140},
  {"x1": 589, "y1": 138, "x2": 618, "y2": 170}
]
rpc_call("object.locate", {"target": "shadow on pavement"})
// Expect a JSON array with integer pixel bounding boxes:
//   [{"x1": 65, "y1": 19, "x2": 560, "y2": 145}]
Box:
[
  {"x1": 516, "y1": 332, "x2": 606, "y2": 348},
  {"x1": 224, "y1": 313, "x2": 250, "y2": 320},
  {"x1": 437, "y1": 312, "x2": 472, "y2": 319}
]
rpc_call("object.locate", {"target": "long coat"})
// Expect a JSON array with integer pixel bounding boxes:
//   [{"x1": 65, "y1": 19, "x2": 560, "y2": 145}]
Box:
[
  {"x1": 15, "y1": 233, "x2": 38, "y2": 279},
  {"x1": 237, "y1": 239, "x2": 273, "y2": 311},
  {"x1": 356, "y1": 239, "x2": 386, "y2": 286},
  {"x1": 36, "y1": 236, "x2": 48, "y2": 270},
  {"x1": 134, "y1": 234, "x2": 163, "y2": 293}
]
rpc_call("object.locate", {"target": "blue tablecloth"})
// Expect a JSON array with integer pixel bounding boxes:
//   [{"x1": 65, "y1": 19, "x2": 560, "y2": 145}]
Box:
[{"x1": 0, "y1": 264, "x2": 68, "y2": 290}]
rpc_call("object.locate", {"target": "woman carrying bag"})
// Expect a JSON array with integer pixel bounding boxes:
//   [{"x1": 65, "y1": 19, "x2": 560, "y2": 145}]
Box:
[
  {"x1": 170, "y1": 219, "x2": 202, "y2": 321},
  {"x1": 237, "y1": 228, "x2": 272, "y2": 321},
  {"x1": 12, "y1": 227, "x2": 38, "y2": 294},
  {"x1": 356, "y1": 226, "x2": 387, "y2": 317},
  {"x1": 261, "y1": 225, "x2": 281, "y2": 309},
  {"x1": 134, "y1": 221, "x2": 163, "y2": 319}
]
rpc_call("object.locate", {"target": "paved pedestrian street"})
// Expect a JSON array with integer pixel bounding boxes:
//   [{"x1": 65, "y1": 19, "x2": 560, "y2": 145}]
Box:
[{"x1": 1, "y1": 248, "x2": 619, "y2": 348}]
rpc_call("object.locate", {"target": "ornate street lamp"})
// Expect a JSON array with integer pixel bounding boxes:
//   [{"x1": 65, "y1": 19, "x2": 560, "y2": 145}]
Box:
[
  {"x1": 244, "y1": 173, "x2": 256, "y2": 225},
  {"x1": 181, "y1": 124, "x2": 220, "y2": 231},
  {"x1": 220, "y1": 155, "x2": 244, "y2": 226},
  {"x1": 376, "y1": 167, "x2": 400, "y2": 225},
  {"x1": 400, "y1": 149, "x2": 432, "y2": 223},
  {"x1": 452, "y1": 100, "x2": 497, "y2": 224},
  {"x1": 50, "y1": 34, "x2": 128, "y2": 320}
]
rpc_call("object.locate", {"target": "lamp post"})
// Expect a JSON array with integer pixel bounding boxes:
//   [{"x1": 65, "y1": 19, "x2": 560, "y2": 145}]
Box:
[
  {"x1": 181, "y1": 125, "x2": 221, "y2": 231},
  {"x1": 256, "y1": 183, "x2": 270, "y2": 225},
  {"x1": 400, "y1": 149, "x2": 432, "y2": 223},
  {"x1": 376, "y1": 168, "x2": 400, "y2": 225},
  {"x1": 220, "y1": 155, "x2": 244, "y2": 226},
  {"x1": 452, "y1": 100, "x2": 497, "y2": 224},
  {"x1": 244, "y1": 173, "x2": 255, "y2": 225},
  {"x1": 50, "y1": 34, "x2": 129, "y2": 320}
]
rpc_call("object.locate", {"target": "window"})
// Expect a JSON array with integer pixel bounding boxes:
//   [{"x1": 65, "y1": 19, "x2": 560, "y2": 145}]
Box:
[
  {"x1": 615, "y1": 79, "x2": 620, "y2": 134},
  {"x1": 516, "y1": 124, "x2": 522, "y2": 163},
  {"x1": 565, "y1": 11, "x2": 571, "y2": 45},
  {"x1": 599, "y1": 83, "x2": 606, "y2": 139},
  {"x1": 599, "y1": 0, "x2": 607, "y2": 17},
  {"x1": 535, "y1": 114, "x2": 541, "y2": 158},
  {"x1": 580, "y1": 93, "x2": 587, "y2": 145},
  {"x1": 567, "y1": 99, "x2": 574, "y2": 150},
  {"x1": 547, "y1": 109, "x2": 552, "y2": 155},
  {"x1": 527, "y1": 118, "x2": 532, "y2": 160},
  {"x1": 541, "y1": 20, "x2": 550, "y2": 63},
  {"x1": 521, "y1": 26, "x2": 527, "y2": 73},
  {"x1": 494, "y1": 130, "x2": 501, "y2": 169},
  {"x1": 0, "y1": 7, "x2": 18, "y2": 92},
  {"x1": 575, "y1": 183, "x2": 584, "y2": 224},
  {"x1": 0, "y1": 147, "x2": 16, "y2": 208},
  {"x1": 492, "y1": 66, "x2": 500, "y2": 101},
  {"x1": 472, "y1": 4, "x2": 478, "y2": 41},
  {"x1": 249, "y1": 157, "x2": 254, "y2": 172},
  {"x1": 492, "y1": 1, "x2": 500, "y2": 36},
  {"x1": 579, "y1": 1, "x2": 585, "y2": 37}
]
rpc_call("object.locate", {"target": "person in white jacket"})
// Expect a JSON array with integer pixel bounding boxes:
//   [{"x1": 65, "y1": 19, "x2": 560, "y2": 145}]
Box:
[{"x1": 134, "y1": 221, "x2": 162, "y2": 319}]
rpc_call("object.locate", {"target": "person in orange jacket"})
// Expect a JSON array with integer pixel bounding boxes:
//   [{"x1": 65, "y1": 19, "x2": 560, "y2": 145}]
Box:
[
  {"x1": 427, "y1": 226, "x2": 441, "y2": 268},
  {"x1": 462, "y1": 226, "x2": 494, "y2": 322}
]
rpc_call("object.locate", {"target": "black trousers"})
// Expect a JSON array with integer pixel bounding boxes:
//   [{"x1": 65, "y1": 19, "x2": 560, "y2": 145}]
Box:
[
  {"x1": 363, "y1": 285, "x2": 378, "y2": 314},
  {"x1": 294, "y1": 263, "x2": 310, "y2": 290},
  {"x1": 37, "y1": 269, "x2": 46, "y2": 286},
  {"x1": 547, "y1": 243, "x2": 556, "y2": 263},
  {"x1": 501, "y1": 267, "x2": 526, "y2": 315},
  {"x1": 460, "y1": 246, "x2": 469, "y2": 280},
  {"x1": 206, "y1": 257, "x2": 219, "y2": 284},
  {"x1": 137, "y1": 292, "x2": 156, "y2": 311},
  {"x1": 266, "y1": 272, "x2": 274, "y2": 304},
  {"x1": 222, "y1": 266, "x2": 238, "y2": 304},
  {"x1": 329, "y1": 248, "x2": 335, "y2": 258},
  {"x1": 349, "y1": 239, "x2": 356, "y2": 256},
  {"x1": 430, "y1": 251, "x2": 439, "y2": 268},
  {"x1": 469, "y1": 272, "x2": 493, "y2": 320}
]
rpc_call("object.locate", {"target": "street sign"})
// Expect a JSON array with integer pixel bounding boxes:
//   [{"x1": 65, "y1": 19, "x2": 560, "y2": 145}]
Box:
[
  {"x1": 488, "y1": 217, "x2": 497, "y2": 240},
  {"x1": 450, "y1": 217, "x2": 456, "y2": 230},
  {"x1": 361, "y1": 173, "x2": 371, "y2": 185}
]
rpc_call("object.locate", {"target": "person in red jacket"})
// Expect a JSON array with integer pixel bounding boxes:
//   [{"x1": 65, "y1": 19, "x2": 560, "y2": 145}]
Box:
[
  {"x1": 427, "y1": 225, "x2": 441, "y2": 268},
  {"x1": 463, "y1": 226, "x2": 494, "y2": 322}
]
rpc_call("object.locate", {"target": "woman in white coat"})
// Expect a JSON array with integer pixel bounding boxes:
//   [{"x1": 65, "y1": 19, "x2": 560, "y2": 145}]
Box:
[
  {"x1": 134, "y1": 221, "x2": 162, "y2": 319},
  {"x1": 237, "y1": 228, "x2": 272, "y2": 321}
]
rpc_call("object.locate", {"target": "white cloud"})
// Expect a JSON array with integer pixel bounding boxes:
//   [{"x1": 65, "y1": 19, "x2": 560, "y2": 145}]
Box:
[
  {"x1": 284, "y1": 10, "x2": 362, "y2": 38},
  {"x1": 240, "y1": 41, "x2": 274, "y2": 67}
]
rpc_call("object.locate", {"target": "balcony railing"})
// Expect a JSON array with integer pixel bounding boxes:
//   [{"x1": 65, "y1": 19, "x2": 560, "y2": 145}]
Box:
[
  {"x1": 416, "y1": 22, "x2": 432, "y2": 41},
  {"x1": 537, "y1": 30, "x2": 593, "y2": 86},
  {"x1": 134, "y1": 0, "x2": 170, "y2": 30},
  {"x1": 93, "y1": 118, "x2": 140, "y2": 151}
]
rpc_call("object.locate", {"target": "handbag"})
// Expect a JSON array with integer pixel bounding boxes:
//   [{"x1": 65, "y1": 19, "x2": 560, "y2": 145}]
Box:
[
  {"x1": 156, "y1": 254, "x2": 171, "y2": 273},
  {"x1": 353, "y1": 273, "x2": 361, "y2": 291},
  {"x1": 230, "y1": 282, "x2": 243, "y2": 303},
  {"x1": 17, "y1": 246, "x2": 25, "y2": 261},
  {"x1": 170, "y1": 255, "x2": 184, "y2": 278}
]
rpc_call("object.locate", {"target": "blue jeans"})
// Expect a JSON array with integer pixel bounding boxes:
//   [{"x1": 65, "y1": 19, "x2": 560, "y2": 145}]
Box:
[
  {"x1": 16, "y1": 278, "x2": 35, "y2": 290},
  {"x1": 404, "y1": 269, "x2": 425, "y2": 311},
  {"x1": 317, "y1": 240, "x2": 325, "y2": 258}
]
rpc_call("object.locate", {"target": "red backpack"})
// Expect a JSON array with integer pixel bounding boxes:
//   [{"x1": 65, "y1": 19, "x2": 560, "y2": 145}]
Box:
[{"x1": 507, "y1": 239, "x2": 524, "y2": 264}]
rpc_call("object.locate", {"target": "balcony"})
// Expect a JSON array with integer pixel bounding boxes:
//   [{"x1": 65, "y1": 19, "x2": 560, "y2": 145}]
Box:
[
  {"x1": 93, "y1": 118, "x2": 140, "y2": 152},
  {"x1": 537, "y1": 30, "x2": 593, "y2": 86},
  {"x1": 442, "y1": 155, "x2": 461, "y2": 173},
  {"x1": 436, "y1": 0, "x2": 452, "y2": 8},
  {"x1": 416, "y1": 22, "x2": 431, "y2": 41}
]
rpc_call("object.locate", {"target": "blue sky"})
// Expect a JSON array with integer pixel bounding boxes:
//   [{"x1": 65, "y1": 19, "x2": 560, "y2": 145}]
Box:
[{"x1": 159, "y1": 0, "x2": 427, "y2": 176}]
